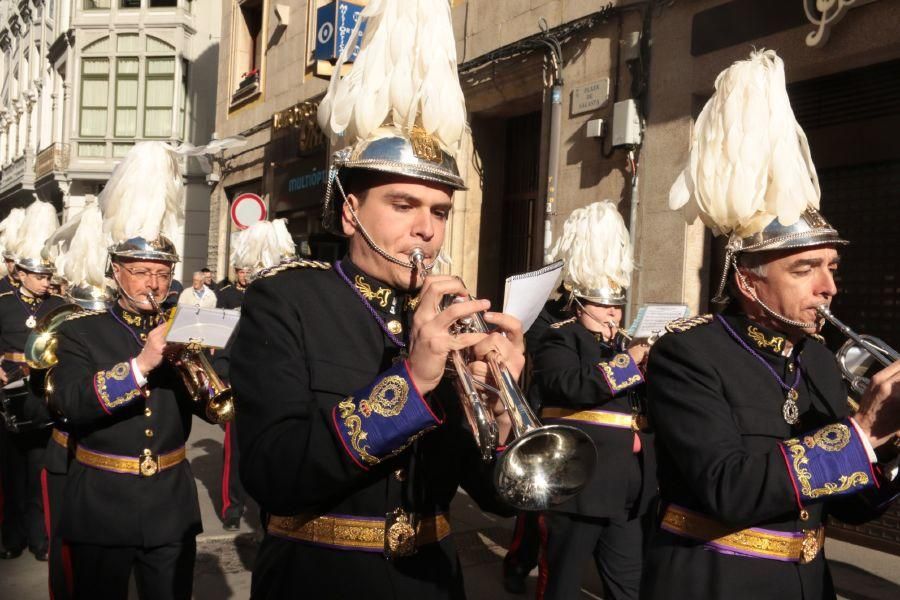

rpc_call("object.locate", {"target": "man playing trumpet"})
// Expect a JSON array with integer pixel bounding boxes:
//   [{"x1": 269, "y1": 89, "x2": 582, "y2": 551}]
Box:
[
  {"x1": 50, "y1": 142, "x2": 203, "y2": 600},
  {"x1": 229, "y1": 2, "x2": 527, "y2": 598},
  {"x1": 530, "y1": 201, "x2": 655, "y2": 600},
  {"x1": 642, "y1": 51, "x2": 900, "y2": 600}
]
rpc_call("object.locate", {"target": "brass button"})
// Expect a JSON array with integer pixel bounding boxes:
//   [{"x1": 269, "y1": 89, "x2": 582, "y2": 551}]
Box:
[
  {"x1": 799, "y1": 509, "x2": 809, "y2": 521},
  {"x1": 145, "y1": 429, "x2": 154, "y2": 438},
  {"x1": 144, "y1": 408, "x2": 152, "y2": 417},
  {"x1": 139, "y1": 333, "x2": 148, "y2": 343},
  {"x1": 787, "y1": 363, "x2": 795, "y2": 373},
  {"x1": 393, "y1": 468, "x2": 407, "y2": 482},
  {"x1": 386, "y1": 320, "x2": 403, "y2": 335}
]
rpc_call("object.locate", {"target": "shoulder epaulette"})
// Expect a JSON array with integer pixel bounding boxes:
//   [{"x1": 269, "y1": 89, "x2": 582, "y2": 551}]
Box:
[
  {"x1": 63, "y1": 309, "x2": 105, "y2": 323},
  {"x1": 550, "y1": 317, "x2": 577, "y2": 329},
  {"x1": 665, "y1": 314, "x2": 713, "y2": 334},
  {"x1": 258, "y1": 259, "x2": 332, "y2": 279},
  {"x1": 219, "y1": 284, "x2": 233, "y2": 292}
]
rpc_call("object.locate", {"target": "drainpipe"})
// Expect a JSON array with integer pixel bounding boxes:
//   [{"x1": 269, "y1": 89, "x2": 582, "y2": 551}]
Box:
[
  {"x1": 537, "y1": 20, "x2": 564, "y2": 265},
  {"x1": 625, "y1": 148, "x2": 639, "y2": 325}
]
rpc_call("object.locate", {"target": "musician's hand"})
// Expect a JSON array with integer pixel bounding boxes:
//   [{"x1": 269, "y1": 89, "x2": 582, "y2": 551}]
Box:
[
  {"x1": 135, "y1": 323, "x2": 169, "y2": 375},
  {"x1": 628, "y1": 343, "x2": 651, "y2": 367},
  {"x1": 853, "y1": 359, "x2": 900, "y2": 448},
  {"x1": 407, "y1": 275, "x2": 489, "y2": 395},
  {"x1": 0, "y1": 366, "x2": 7, "y2": 385}
]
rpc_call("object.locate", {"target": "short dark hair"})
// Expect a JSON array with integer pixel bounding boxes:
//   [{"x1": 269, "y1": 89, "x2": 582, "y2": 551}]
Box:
[{"x1": 200, "y1": 268, "x2": 211, "y2": 274}]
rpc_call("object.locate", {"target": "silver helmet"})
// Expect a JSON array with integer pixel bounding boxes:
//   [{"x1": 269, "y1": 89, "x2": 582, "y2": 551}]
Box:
[
  {"x1": 108, "y1": 235, "x2": 180, "y2": 264},
  {"x1": 68, "y1": 282, "x2": 115, "y2": 310},
  {"x1": 15, "y1": 257, "x2": 56, "y2": 275}
]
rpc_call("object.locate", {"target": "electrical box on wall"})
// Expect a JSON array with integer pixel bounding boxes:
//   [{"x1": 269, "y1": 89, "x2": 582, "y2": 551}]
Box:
[
  {"x1": 586, "y1": 118, "x2": 605, "y2": 138},
  {"x1": 612, "y1": 99, "x2": 642, "y2": 147}
]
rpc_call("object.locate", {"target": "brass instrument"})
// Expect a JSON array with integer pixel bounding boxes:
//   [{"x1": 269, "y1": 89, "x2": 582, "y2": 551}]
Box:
[
  {"x1": 25, "y1": 304, "x2": 84, "y2": 369},
  {"x1": 146, "y1": 294, "x2": 235, "y2": 424},
  {"x1": 410, "y1": 249, "x2": 597, "y2": 510},
  {"x1": 817, "y1": 304, "x2": 900, "y2": 396}
]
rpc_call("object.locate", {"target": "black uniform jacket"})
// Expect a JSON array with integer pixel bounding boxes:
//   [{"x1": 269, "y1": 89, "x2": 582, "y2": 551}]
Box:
[
  {"x1": 50, "y1": 304, "x2": 202, "y2": 547},
  {"x1": 642, "y1": 311, "x2": 894, "y2": 600},
  {"x1": 231, "y1": 258, "x2": 510, "y2": 599},
  {"x1": 215, "y1": 283, "x2": 246, "y2": 310},
  {"x1": 0, "y1": 289, "x2": 68, "y2": 426},
  {"x1": 0, "y1": 273, "x2": 19, "y2": 294},
  {"x1": 532, "y1": 318, "x2": 656, "y2": 518}
]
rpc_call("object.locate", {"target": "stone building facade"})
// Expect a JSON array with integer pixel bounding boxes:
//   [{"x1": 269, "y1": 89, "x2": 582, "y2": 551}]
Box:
[{"x1": 0, "y1": 0, "x2": 222, "y2": 279}]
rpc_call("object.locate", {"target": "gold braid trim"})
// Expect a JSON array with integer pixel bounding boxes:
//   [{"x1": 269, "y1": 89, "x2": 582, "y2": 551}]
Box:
[
  {"x1": 258, "y1": 259, "x2": 331, "y2": 279},
  {"x1": 784, "y1": 423, "x2": 869, "y2": 499}
]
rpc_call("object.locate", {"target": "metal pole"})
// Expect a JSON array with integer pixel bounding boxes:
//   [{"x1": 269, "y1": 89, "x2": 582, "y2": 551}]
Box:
[
  {"x1": 625, "y1": 149, "x2": 639, "y2": 325},
  {"x1": 544, "y1": 83, "x2": 563, "y2": 264}
]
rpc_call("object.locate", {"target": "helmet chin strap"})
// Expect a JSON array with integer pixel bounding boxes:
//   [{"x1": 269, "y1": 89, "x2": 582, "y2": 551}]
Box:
[
  {"x1": 334, "y1": 175, "x2": 436, "y2": 274},
  {"x1": 572, "y1": 296, "x2": 617, "y2": 341},
  {"x1": 733, "y1": 259, "x2": 817, "y2": 330}
]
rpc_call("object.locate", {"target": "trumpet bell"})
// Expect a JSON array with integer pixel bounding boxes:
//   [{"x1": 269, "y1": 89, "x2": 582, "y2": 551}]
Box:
[
  {"x1": 836, "y1": 334, "x2": 896, "y2": 396},
  {"x1": 494, "y1": 424, "x2": 597, "y2": 511}
]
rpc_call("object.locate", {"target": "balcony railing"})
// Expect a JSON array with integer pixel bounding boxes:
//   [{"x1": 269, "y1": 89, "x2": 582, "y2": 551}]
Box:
[{"x1": 35, "y1": 143, "x2": 70, "y2": 180}]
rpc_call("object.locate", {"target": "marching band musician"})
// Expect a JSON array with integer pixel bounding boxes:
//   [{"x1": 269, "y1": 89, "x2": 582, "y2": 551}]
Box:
[
  {"x1": 40, "y1": 202, "x2": 114, "y2": 600},
  {"x1": 214, "y1": 219, "x2": 297, "y2": 531},
  {"x1": 0, "y1": 208, "x2": 25, "y2": 294},
  {"x1": 49, "y1": 142, "x2": 204, "y2": 600},
  {"x1": 0, "y1": 201, "x2": 67, "y2": 563},
  {"x1": 229, "y1": 2, "x2": 526, "y2": 597},
  {"x1": 642, "y1": 51, "x2": 900, "y2": 600},
  {"x1": 531, "y1": 201, "x2": 655, "y2": 600}
]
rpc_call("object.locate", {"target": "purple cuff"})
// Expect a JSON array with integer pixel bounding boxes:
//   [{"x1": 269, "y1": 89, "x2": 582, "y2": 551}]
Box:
[
  {"x1": 93, "y1": 361, "x2": 145, "y2": 415},
  {"x1": 332, "y1": 361, "x2": 442, "y2": 470},
  {"x1": 597, "y1": 352, "x2": 643, "y2": 394},
  {"x1": 780, "y1": 418, "x2": 877, "y2": 506}
]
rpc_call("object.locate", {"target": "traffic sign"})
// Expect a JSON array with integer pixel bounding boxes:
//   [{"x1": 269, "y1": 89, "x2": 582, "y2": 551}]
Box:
[{"x1": 230, "y1": 193, "x2": 267, "y2": 230}]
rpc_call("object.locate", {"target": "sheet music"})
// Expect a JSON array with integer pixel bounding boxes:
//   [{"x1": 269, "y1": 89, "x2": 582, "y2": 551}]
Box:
[
  {"x1": 627, "y1": 303, "x2": 690, "y2": 339},
  {"x1": 502, "y1": 261, "x2": 564, "y2": 333},
  {"x1": 164, "y1": 306, "x2": 241, "y2": 349}
]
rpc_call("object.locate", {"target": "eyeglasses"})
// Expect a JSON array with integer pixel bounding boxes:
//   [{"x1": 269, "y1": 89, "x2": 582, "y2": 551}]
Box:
[{"x1": 120, "y1": 266, "x2": 173, "y2": 283}]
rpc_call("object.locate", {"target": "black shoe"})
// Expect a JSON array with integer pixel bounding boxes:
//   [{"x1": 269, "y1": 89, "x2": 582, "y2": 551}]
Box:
[
  {"x1": 0, "y1": 548, "x2": 23, "y2": 560},
  {"x1": 32, "y1": 549, "x2": 48, "y2": 562},
  {"x1": 502, "y1": 565, "x2": 529, "y2": 595},
  {"x1": 223, "y1": 515, "x2": 241, "y2": 531}
]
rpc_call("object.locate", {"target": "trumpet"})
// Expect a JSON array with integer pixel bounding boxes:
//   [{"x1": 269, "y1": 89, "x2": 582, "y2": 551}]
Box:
[
  {"x1": 410, "y1": 249, "x2": 597, "y2": 510},
  {"x1": 816, "y1": 304, "x2": 900, "y2": 396},
  {"x1": 146, "y1": 294, "x2": 235, "y2": 424}
]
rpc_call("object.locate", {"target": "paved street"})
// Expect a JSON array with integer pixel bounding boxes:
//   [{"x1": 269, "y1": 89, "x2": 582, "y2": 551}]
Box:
[{"x1": 2, "y1": 419, "x2": 900, "y2": 599}]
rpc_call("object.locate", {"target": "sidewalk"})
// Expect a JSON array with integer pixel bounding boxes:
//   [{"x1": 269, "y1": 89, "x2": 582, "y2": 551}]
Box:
[{"x1": 2, "y1": 419, "x2": 899, "y2": 599}]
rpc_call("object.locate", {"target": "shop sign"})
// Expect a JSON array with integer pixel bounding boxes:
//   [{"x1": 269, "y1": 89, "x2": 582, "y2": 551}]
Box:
[
  {"x1": 272, "y1": 101, "x2": 327, "y2": 154},
  {"x1": 315, "y1": 1, "x2": 366, "y2": 62},
  {"x1": 804, "y1": 0, "x2": 879, "y2": 47}
]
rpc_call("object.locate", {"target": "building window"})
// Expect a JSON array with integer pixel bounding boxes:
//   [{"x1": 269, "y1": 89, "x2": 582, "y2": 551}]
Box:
[
  {"x1": 83, "y1": 0, "x2": 111, "y2": 9},
  {"x1": 149, "y1": 0, "x2": 177, "y2": 7},
  {"x1": 179, "y1": 58, "x2": 189, "y2": 138},
  {"x1": 231, "y1": 0, "x2": 263, "y2": 106},
  {"x1": 114, "y1": 58, "x2": 139, "y2": 137},
  {"x1": 80, "y1": 58, "x2": 109, "y2": 137},
  {"x1": 120, "y1": 0, "x2": 141, "y2": 8},
  {"x1": 144, "y1": 57, "x2": 175, "y2": 137}
]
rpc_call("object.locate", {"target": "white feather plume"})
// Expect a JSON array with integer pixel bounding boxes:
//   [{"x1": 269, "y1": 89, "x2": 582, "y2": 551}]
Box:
[
  {"x1": 317, "y1": 0, "x2": 467, "y2": 156},
  {"x1": 0, "y1": 207, "x2": 26, "y2": 258},
  {"x1": 669, "y1": 50, "x2": 819, "y2": 237},
  {"x1": 100, "y1": 141, "x2": 184, "y2": 244},
  {"x1": 15, "y1": 201, "x2": 60, "y2": 263},
  {"x1": 550, "y1": 201, "x2": 633, "y2": 293},
  {"x1": 231, "y1": 219, "x2": 296, "y2": 272},
  {"x1": 56, "y1": 204, "x2": 107, "y2": 288}
]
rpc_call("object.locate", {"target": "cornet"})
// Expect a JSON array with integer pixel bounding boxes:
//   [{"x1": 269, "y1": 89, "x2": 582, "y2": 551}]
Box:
[
  {"x1": 147, "y1": 294, "x2": 235, "y2": 424},
  {"x1": 817, "y1": 304, "x2": 899, "y2": 396},
  {"x1": 410, "y1": 249, "x2": 597, "y2": 510}
]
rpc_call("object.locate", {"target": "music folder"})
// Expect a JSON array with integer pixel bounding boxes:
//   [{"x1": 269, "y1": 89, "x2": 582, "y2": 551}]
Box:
[{"x1": 164, "y1": 306, "x2": 241, "y2": 349}]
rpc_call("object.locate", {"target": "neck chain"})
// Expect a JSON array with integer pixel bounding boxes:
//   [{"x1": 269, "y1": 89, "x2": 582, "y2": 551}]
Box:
[
  {"x1": 15, "y1": 289, "x2": 41, "y2": 329},
  {"x1": 109, "y1": 307, "x2": 147, "y2": 348},
  {"x1": 334, "y1": 261, "x2": 406, "y2": 348},
  {"x1": 717, "y1": 315, "x2": 803, "y2": 425}
]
